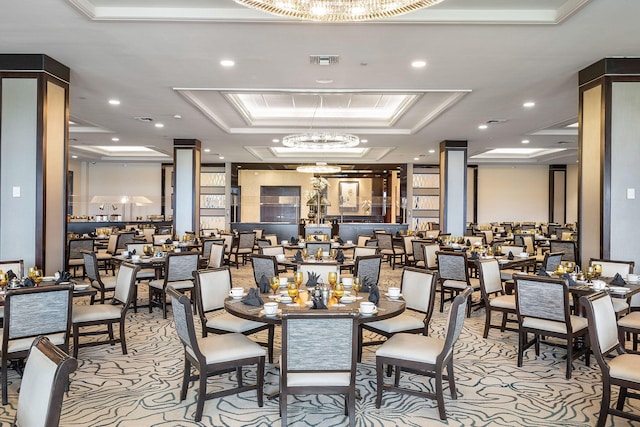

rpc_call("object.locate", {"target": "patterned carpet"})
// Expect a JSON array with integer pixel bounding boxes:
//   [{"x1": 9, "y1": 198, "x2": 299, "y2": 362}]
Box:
[{"x1": 0, "y1": 262, "x2": 638, "y2": 426}]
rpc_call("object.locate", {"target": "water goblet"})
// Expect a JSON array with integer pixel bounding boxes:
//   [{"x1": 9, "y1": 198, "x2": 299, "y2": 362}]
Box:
[
  {"x1": 352, "y1": 277, "x2": 362, "y2": 298},
  {"x1": 27, "y1": 267, "x2": 37, "y2": 280},
  {"x1": 270, "y1": 276, "x2": 280, "y2": 295},
  {"x1": 287, "y1": 282, "x2": 299, "y2": 301},
  {"x1": 301, "y1": 248, "x2": 309, "y2": 260},
  {"x1": 333, "y1": 282, "x2": 344, "y2": 303},
  {"x1": 294, "y1": 271, "x2": 304, "y2": 287},
  {"x1": 33, "y1": 269, "x2": 43, "y2": 285},
  {"x1": 328, "y1": 272, "x2": 338, "y2": 287},
  {"x1": 315, "y1": 248, "x2": 323, "y2": 261},
  {"x1": 329, "y1": 248, "x2": 338, "y2": 260},
  {"x1": 593, "y1": 263, "x2": 602, "y2": 277}
]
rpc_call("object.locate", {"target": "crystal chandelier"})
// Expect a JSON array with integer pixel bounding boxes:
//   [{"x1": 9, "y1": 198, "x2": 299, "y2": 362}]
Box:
[
  {"x1": 283, "y1": 132, "x2": 359, "y2": 150},
  {"x1": 234, "y1": 0, "x2": 446, "y2": 22},
  {"x1": 297, "y1": 163, "x2": 341, "y2": 173}
]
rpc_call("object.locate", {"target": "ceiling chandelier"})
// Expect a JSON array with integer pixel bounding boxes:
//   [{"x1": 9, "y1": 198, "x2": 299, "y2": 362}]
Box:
[
  {"x1": 234, "y1": 0, "x2": 446, "y2": 22},
  {"x1": 297, "y1": 163, "x2": 341, "y2": 173},
  {"x1": 282, "y1": 132, "x2": 360, "y2": 150}
]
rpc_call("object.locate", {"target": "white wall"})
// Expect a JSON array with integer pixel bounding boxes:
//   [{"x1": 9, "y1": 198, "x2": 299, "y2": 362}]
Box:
[
  {"x1": 477, "y1": 165, "x2": 549, "y2": 224},
  {"x1": 566, "y1": 164, "x2": 578, "y2": 224}
]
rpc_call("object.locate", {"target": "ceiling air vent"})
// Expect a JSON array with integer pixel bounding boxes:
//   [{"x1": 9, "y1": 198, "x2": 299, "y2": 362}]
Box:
[
  {"x1": 486, "y1": 119, "x2": 507, "y2": 124},
  {"x1": 310, "y1": 55, "x2": 340, "y2": 66},
  {"x1": 134, "y1": 117, "x2": 154, "y2": 122}
]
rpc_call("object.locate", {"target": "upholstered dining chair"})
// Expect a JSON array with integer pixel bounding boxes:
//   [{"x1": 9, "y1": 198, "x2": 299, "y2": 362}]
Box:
[
  {"x1": 251, "y1": 254, "x2": 279, "y2": 290},
  {"x1": 152, "y1": 233, "x2": 172, "y2": 245},
  {"x1": 66, "y1": 237, "x2": 94, "y2": 278},
  {"x1": 361, "y1": 268, "x2": 437, "y2": 358},
  {"x1": 376, "y1": 233, "x2": 404, "y2": 269},
  {"x1": 296, "y1": 263, "x2": 339, "y2": 285},
  {"x1": 168, "y1": 287, "x2": 265, "y2": 422},
  {"x1": 581, "y1": 291, "x2": 640, "y2": 427},
  {"x1": 2, "y1": 285, "x2": 73, "y2": 404},
  {"x1": 14, "y1": 336, "x2": 78, "y2": 427},
  {"x1": 83, "y1": 250, "x2": 118, "y2": 304},
  {"x1": 411, "y1": 240, "x2": 426, "y2": 268},
  {"x1": 194, "y1": 267, "x2": 275, "y2": 363},
  {"x1": 72, "y1": 262, "x2": 140, "y2": 358},
  {"x1": 221, "y1": 233, "x2": 234, "y2": 264},
  {"x1": 513, "y1": 274, "x2": 590, "y2": 379},
  {"x1": 436, "y1": 251, "x2": 480, "y2": 316},
  {"x1": 402, "y1": 235, "x2": 416, "y2": 265},
  {"x1": 375, "y1": 287, "x2": 471, "y2": 421},
  {"x1": 231, "y1": 231, "x2": 256, "y2": 268},
  {"x1": 478, "y1": 259, "x2": 516, "y2": 338},
  {"x1": 259, "y1": 246, "x2": 287, "y2": 273},
  {"x1": 356, "y1": 235, "x2": 372, "y2": 247},
  {"x1": 422, "y1": 243, "x2": 439, "y2": 272},
  {"x1": 280, "y1": 311, "x2": 359, "y2": 427},
  {"x1": 549, "y1": 239, "x2": 577, "y2": 263},
  {"x1": 149, "y1": 252, "x2": 199, "y2": 318},
  {"x1": 200, "y1": 238, "x2": 224, "y2": 267},
  {"x1": 352, "y1": 246, "x2": 377, "y2": 259},
  {"x1": 0, "y1": 259, "x2": 24, "y2": 279},
  {"x1": 95, "y1": 233, "x2": 117, "y2": 275},
  {"x1": 352, "y1": 254, "x2": 382, "y2": 290},
  {"x1": 589, "y1": 258, "x2": 635, "y2": 316},
  {"x1": 206, "y1": 242, "x2": 226, "y2": 268},
  {"x1": 305, "y1": 241, "x2": 331, "y2": 255}
]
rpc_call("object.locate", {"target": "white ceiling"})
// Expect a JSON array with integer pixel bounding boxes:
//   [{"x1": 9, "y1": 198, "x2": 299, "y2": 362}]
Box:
[{"x1": 2, "y1": 0, "x2": 639, "y2": 165}]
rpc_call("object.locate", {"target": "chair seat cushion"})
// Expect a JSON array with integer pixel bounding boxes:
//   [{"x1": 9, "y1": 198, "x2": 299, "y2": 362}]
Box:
[
  {"x1": 415, "y1": 261, "x2": 425, "y2": 268},
  {"x1": 206, "y1": 312, "x2": 267, "y2": 333},
  {"x1": 490, "y1": 294, "x2": 516, "y2": 310},
  {"x1": 376, "y1": 333, "x2": 444, "y2": 364},
  {"x1": 68, "y1": 259, "x2": 85, "y2": 266},
  {"x1": 365, "y1": 314, "x2": 424, "y2": 334},
  {"x1": 500, "y1": 269, "x2": 521, "y2": 281},
  {"x1": 187, "y1": 333, "x2": 265, "y2": 364},
  {"x1": 135, "y1": 269, "x2": 156, "y2": 280},
  {"x1": 92, "y1": 276, "x2": 117, "y2": 290},
  {"x1": 149, "y1": 280, "x2": 193, "y2": 290},
  {"x1": 72, "y1": 304, "x2": 121, "y2": 323},
  {"x1": 95, "y1": 252, "x2": 112, "y2": 260},
  {"x1": 612, "y1": 298, "x2": 629, "y2": 313},
  {"x1": 522, "y1": 315, "x2": 588, "y2": 334},
  {"x1": 443, "y1": 277, "x2": 480, "y2": 290},
  {"x1": 618, "y1": 311, "x2": 640, "y2": 330},
  {"x1": 286, "y1": 372, "x2": 351, "y2": 387},
  {"x1": 2, "y1": 332, "x2": 66, "y2": 354},
  {"x1": 608, "y1": 353, "x2": 640, "y2": 383}
]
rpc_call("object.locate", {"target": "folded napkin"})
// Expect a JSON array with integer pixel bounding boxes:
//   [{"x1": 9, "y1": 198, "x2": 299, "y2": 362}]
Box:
[
  {"x1": 241, "y1": 288, "x2": 264, "y2": 306},
  {"x1": 561, "y1": 272, "x2": 577, "y2": 286},
  {"x1": 290, "y1": 236, "x2": 298, "y2": 245},
  {"x1": 258, "y1": 274, "x2": 270, "y2": 294},
  {"x1": 368, "y1": 284, "x2": 380, "y2": 305},
  {"x1": 6, "y1": 270, "x2": 16, "y2": 280},
  {"x1": 538, "y1": 267, "x2": 550, "y2": 277},
  {"x1": 56, "y1": 271, "x2": 72, "y2": 284},
  {"x1": 23, "y1": 277, "x2": 35, "y2": 288},
  {"x1": 165, "y1": 238, "x2": 172, "y2": 244},
  {"x1": 338, "y1": 237, "x2": 344, "y2": 244},
  {"x1": 508, "y1": 251, "x2": 514, "y2": 260},
  {"x1": 611, "y1": 273, "x2": 627, "y2": 286},
  {"x1": 466, "y1": 239, "x2": 471, "y2": 246},
  {"x1": 131, "y1": 249, "x2": 136, "y2": 255},
  {"x1": 396, "y1": 231, "x2": 402, "y2": 237},
  {"x1": 336, "y1": 250, "x2": 345, "y2": 264},
  {"x1": 361, "y1": 277, "x2": 372, "y2": 293},
  {"x1": 461, "y1": 247, "x2": 468, "y2": 253},
  {"x1": 306, "y1": 271, "x2": 320, "y2": 287},
  {"x1": 294, "y1": 250, "x2": 303, "y2": 262},
  {"x1": 469, "y1": 251, "x2": 479, "y2": 260},
  {"x1": 417, "y1": 232, "x2": 424, "y2": 238},
  {"x1": 313, "y1": 236, "x2": 322, "y2": 241},
  {"x1": 311, "y1": 295, "x2": 328, "y2": 309}
]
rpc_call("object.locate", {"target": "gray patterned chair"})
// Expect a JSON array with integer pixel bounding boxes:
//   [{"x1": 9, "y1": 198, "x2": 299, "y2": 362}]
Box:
[
  {"x1": 231, "y1": 231, "x2": 256, "y2": 268},
  {"x1": 589, "y1": 258, "x2": 635, "y2": 316},
  {"x1": 305, "y1": 242, "x2": 331, "y2": 256},
  {"x1": 83, "y1": 250, "x2": 118, "y2": 304},
  {"x1": 200, "y1": 238, "x2": 224, "y2": 268},
  {"x1": 436, "y1": 251, "x2": 480, "y2": 317},
  {"x1": 168, "y1": 287, "x2": 265, "y2": 422},
  {"x1": 376, "y1": 233, "x2": 404, "y2": 270},
  {"x1": 478, "y1": 259, "x2": 516, "y2": 338},
  {"x1": 296, "y1": 263, "x2": 339, "y2": 285},
  {"x1": 411, "y1": 240, "x2": 426, "y2": 268},
  {"x1": 353, "y1": 254, "x2": 382, "y2": 291},
  {"x1": 72, "y1": 262, "x2": 140, "y2": 358},
  {"x1": 2, "y1": 284, "x2": 73, "y2": 404},
  {"x1": 251, "y1": 254, "x2": 278, "y2": 290},
  {"x1": 194, "y1": 267, "x2": 275, "y2": 363},
  {"x1": 375, "y1": 287, "x2": 471, "y2": 421},
  {"x1": 549, "y1": 239, "x2": 577, "y2": 263},
  {"x1": 95, "y1": 233, "x2": 117, "y2": 275},
  {"x1": 581, "y1": 291, "x2": 640, "y2": 427},
  {"x1": 280, "y1": 311, "x2": 359, "y2": 427},
  {"x1": 514, "y1": 274, "x2": 590, "y2": 379},
  {"x1": 115, "y1": 231, "x2": 135, "y2": 255},
  {"x1": 14, "y1": 336, "x2": 78, "y2": 427},
  {"x1": 149, "y1": 252, "x2": 199, "y2": 318},
  {"x1": 66, "y1": 237, "x2": 94, "y2": 278},
  {"x1": 361, "y1": 268, "x2": 437, "y2": 359},
  {"x1": 259, "y1": 246, "x2": 287, "y2": 273}
]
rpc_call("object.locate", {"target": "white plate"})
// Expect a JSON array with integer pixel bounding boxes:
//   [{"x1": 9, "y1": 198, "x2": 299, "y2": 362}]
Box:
[
  {"x1": 385, "y1": 293, "x2": 402, "y2": 300},
  {"x1": 229, "y1": 293, "x2": 247, "y2": 300},
  {"x1": 74, "y1": 284, "x2": 89, "y2": 291},
  {"x1": 358, "y1": 307, "x2": 378, "y2": 315},
  {"x1": 259, "y1": 309, "x2": 282, "y2": 317},
  {"x1": 609, "y1": 286, "x2": 630, "y2": 293},
  {"x1": 42, "y1": 276, "x2": 56, "y2": 281},
  {"x1": 277, "y1": 296, "x2": 293, "y2": 303},
  {"x1": 304, "y1": 300, "x2": 314, "y2": 306},
  {"x1": 341, "y1": 296, "x2": 356, "y2": 303},
  {"x1": 333, "y1": 303, "x2": 345, "y2": 307}
]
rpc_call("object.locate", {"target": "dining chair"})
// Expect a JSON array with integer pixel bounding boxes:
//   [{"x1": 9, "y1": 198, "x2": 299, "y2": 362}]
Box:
[
  {"x1": 13, "y1": 336, "x2": 78, "y2": 427},
  {"x1": 361, "y1": 268, "x2": 437, "y2": 359},
  {"x1": 588, "y1": 258, "x2": 636, "y2": 316},
  {"x1": 305, "y1": 242, "x2": 331, "y2": 255},
  {"x1": 411, "y1": 240, "x2": 426, "y2": 268},
  {"x1": 152, "y1": 233, "x2": 172, "y2": 245},
  {"x1": 141, "y1": 227, "x2": 155, "y2": 243},
  {"x1": 221, "y1": 233, "x2": 235, "y2": 264},
  {"x1": 280, "y1": 311, "x2": 359, "y2": 427},
  {"x1": 352, "y1": 246, "x2": 377, "y2": 260},
  {"x1": 71, "y1": 262, "x2": 140, "y2": 358},
  {"x1": 259, "y1": 245, "x2": 284, "y2": 256},
  {"x1": 402, "y1": 235, "x2": 416, "y2": 265},
  {"x1": 478, "y1": 259, "x2": 516, "y2": 338},
  {"x1": 66, "y1": 237, "x2": 94, "y2": 278},
  {"x1": 478, "y1": 229, "x2": 494, "y2": 244},
  {"x1": 194, "y1": 267, "x2": 275, "y2": 363},
  {"x1": 549, "y1": 239, "x2": 577, "y2": 263},
  {"x1": 148, "y1": 252, "x2": 199, "y2": 318},
  {"x1": 422, "y1": 243, "x2": 439, "y2": 272},
  {"x1": 581, "y1": 291, "x2": 640, "y2": 427},
  {"x1": 168, "y1": 286, "x2": 265, "y2": 422},
  {"x1": 83, "y1": 250, "x2": 118, "y2": 304},
  {"x1": 377, "y1": 233, "x2": 404, "y2": 269},
  {"x1": 464, "y1": 235, "x2": 485, "y2": 246},
  {"x1": 2, "y1": 284, "x2": 73, "y2": 404},
  {"x1": 513, "y1": 274, "x2": 590, "y2": 379},
  {"x1": 496, "y1": 245, "x2": 527, "y2": 281},
  {"x1": 231, "y1": 231, "x2": 256, "y2": 268},
  {"x1": 251, "y1": 254, "x2": 279, "y2": 290},
  {"x1": 514, "y1": 234, "x2": 535, "y2": 255},
  {"x1": 264, "y1": 234, "x2": 278, "y2": 246},
  {"x1": 0, "y1": 259, "x2": 24, "y2": 279},
  {"x1": 375, "y1": 287, "x2": 471, "y2": 421},
  {"x1": 95, "y1": 233, "x2": 117, "y2": 275},
  {"x1": 200, "y1": 238, "x2": 224, "y2": 267},
  {"x1": 353, "y1": 254, "x2": 382, "y2": 290},
  {"x1": 423, "y1": 230, "x2": 440, "y2": 239},
  {"x1": 297, "y1": 263, "x2": 339, "y2": 285},
  {"x1": 206, "y1": 242, "x2": 226, "y2": 268},
  {"x1": 436, "y1": 251, "x2": 480, "y2": 317},
  {"x1": 115, "y1": 231, "x2": 135, "y2": 254},
  {"x1": 356, "y1": 235, "x2": 372, "y2": 247}
]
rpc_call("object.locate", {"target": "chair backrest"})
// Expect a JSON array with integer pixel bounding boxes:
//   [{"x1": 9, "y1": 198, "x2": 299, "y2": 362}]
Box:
[
  {"x1": 201, "y1": 238, "x2": 224, "y2": 259},
  {"x1": 142, "y1": 227, "x2": 155, "y2": 242},
  {"x1": 423, "y1": 244, "x2": 439, "y2": 269},
  {"x1": 305, "y1": 242, "x2": 331, "y2": 254},
  {"x1": 3, "y1": 285, "x2": 73, "y2": 351},
  {"x1": 126, "y1": 242, "x2": 145, "y2": 254},
  {"x1": 237, "y1": 232, "x2": 256, "y2": 250},
  {"x1": 411, "y1": 240, "x2": 426, "y2": 264},
  {"x1": 549, "y1": 240, "x2": 576, "y2": 263},
  {"x1": 356, "y1": 235, "x2": 372, "y2": 247},
  {"x1": 0, "y1": 259, "x2": 24, "y2": 279},
  {"x1": 465, "y1": 235, "x2": 485, "y2": 245},
  {"x1": 543, "y1": 252, "x2": 564, "y2": 272},
  {"x1": 256, "y1": 239, "x2": 271, "y2": 248},
  {"x1": 153, "y1": 234, "x2": 172, "y2": 245},
  {"x1": 499, "y1": 245, "x2": 525, "y2": 256},
  {"x1": 581, "y1": 292, "x2": 623, "y2": 370},
  {"x1": 106, "y1": 234, "x2": 119, "y2": 254},
  {"x1": 67, "y1": 238, "x2": 94, "y2": 261},
  {"x1": 168, "y1": 287, "x2": 203, "y2": 362},
  {"x1": 207, "y1": 243, "x2": 226, "y2": 268},
  {"x1": 252, "y1": 229, "x2": 264, "y2": 239},
  {"x1": 436, "y1": 251, "x2": 468, "y2": 282},
  {"x1": 297, "y1": 263, "x2": 339, "y2": 285},
  {"x1": 479, "y1": 229, "x2": 494, "y2": 244},
  {"x1": 401, "y1": 267, "x2": 436, "y2": 314},
  {"x1": 164, "y1": 252, "x2": 199, "y2": 283},
  {"x1": 376, "y1": 233, "x2": 393, "y2": 250},
  {"x1": 251, "y1": 254, "x2": 278, "y2": 287},
  {"x1": 514, "y1": 275, "x2": 570, "y2": 324},
  {"x1": 116, "y1": 232, "x2": 135, "y2": 251},
  {"x1": 478, "y1": 259, "x2": 503, "y2": 297},
  {"x1": 353, "y1": 246, "x2": 377, "y2": 259},
  {"x1": 264, "y1": 234, "x2": 279, "y2": 246},
  {"x1": 113, "y1": 262, "x2": 140, "y2": 306},
  {"x1": 589, "y1": 258, "x2": 635, "y2": 277},
  {"x1": 353, "y1": 255, "x2": 382, "y2": 288},
  {"x1": 14, "y1": 336, "x2": 78, "y2": 427},
  {"x1": 194, "y1": 267, "x2": 232, "y2": 314},
  {"x1": 82, "y1": 250, "x2": 106, "y2": 288},
  {"x1": 281, "y1": 311, "x2": 358, "y2": 387},
  {"x1": 260, "y1": 246, "x2": 285, "y2": 256},
  {"x1": 441, "y1": 287, "x2": 472, "y2": 361},
  {"x1": 221, "y1": 234, "x2": 234, "y2": 254},
  {"x1": 514, "y1": 234, "x2": 535, "y2": 254},
  {"x1": 403, "y1": 235, "x2": 415, "y2": 255},
  {"x1": 424, "y1": 230, "x2": 440, "y2": 239}
]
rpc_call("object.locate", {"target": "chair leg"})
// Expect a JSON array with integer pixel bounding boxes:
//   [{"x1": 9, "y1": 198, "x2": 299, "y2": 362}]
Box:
[
  {"x1": 73, "y1": 324, "x2": 80, "y2": 358},
  {"x1": 517, "y1": 331, "x2": 525, "y2": 367},
  {"x1": 236, "y1": 367, "x2": 243, "y2": 387},
  {"x1": 1, "y1": 358, "x2": 7, "y2": 405},
  {"x1": 195, "y1": 365, "x2": 207, "y2": 422},
  {"x1": 267, "y1": 325, "x2": 275, "y2": 364},
  {"x1": 347, "y1": 391, "x2": 356, "y2": 427},
  {"x1": 257, "y1": 356, "x2": 265, "y2": 407},
  {"x1": 483, "y1": 309, "x2": 491, "y2": 339},
  {"x1": 616, "y1": 387, "x2": 627, "y2": 411},
  {"x1": 375, "y1": 357, "x2": 384, "y2": 408},
  {"x1": 107, "y1": 324, "x2": 115, "y2": 345},
  {"x1": 596, "y1": 382, "x2": 611, "y2": 427},
  {"x1": 565, "y1": 336, "x2": 573, "y2": 380},
  {"x1": 393, "y1": 366, "x2": 401, "y2": 386},
  {"x1": 180, "y1": 358, "x2": 190, "y2": 401},
  {"x1": 435, "y1": 368, "x2": 447, "y2": 420},
  {"x1": 280, "y1": 390, "x2": 287, "y2": 426},
  {"x1": 120, "y1": 320, "x2": 128, "y2": 355},
  {"x1": 162, "y1": 290, "x2": 168, "y2": 319},
  {"x1": 447, "y1": 359, "x2": 457, "y2": 399}
]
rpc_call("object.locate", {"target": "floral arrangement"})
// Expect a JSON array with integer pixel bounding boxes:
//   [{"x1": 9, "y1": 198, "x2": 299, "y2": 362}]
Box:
[
  {"x1": 361, "y1": 199, "x2": 372, "y2": 213},
  {"x1": 305, "y1": 177, "x2": 330, "y2": 206}
]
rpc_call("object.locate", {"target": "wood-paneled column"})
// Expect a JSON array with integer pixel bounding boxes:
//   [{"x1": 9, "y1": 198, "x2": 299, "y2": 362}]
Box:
[
  {"x1": 439, "y1": 140, "x2": 468, "y2": 236},
  {"x1": 172, "y1": 139, "x2": 201, "y2": 237}
]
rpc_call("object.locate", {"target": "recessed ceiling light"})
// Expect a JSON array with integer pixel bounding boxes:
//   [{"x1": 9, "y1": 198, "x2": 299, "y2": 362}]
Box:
[
  {"x1": 428, "y1": 149, "x2": 435, "y2": 153},
  {"x1": 413, "y1": 157, "x2": 420, "y2": 161},
  {"x1": 204, "y1": 148, "x2": 211, "y2": 153},
  {"x1": 478, "y1": 124, "x2": 488, "y2": 130},
  {"x1": 566, "y1": 122, "x2": 578, "y2": 128},
  {"x1": 108, "y1": 99, "x2": 120, "y2": 105},
  {"x1": 154, "y1": 123, "x2": 164, "y2": 128},
  {"x1": 315, "y1": 78, "x2": 334, "y2": 84},
  {"x1": 173, "y1": 114, "x2": 182, "y2": 119},
  {"x1": 272, "y1": 139, "x2": 280, "y2": 143},
  {"x1": 523, "y1": 101, "x2": 535, "y2": 108},
  {"x1": 361, "y1": 139, "x2": 368, "y2": 143},
  {"x1": 71, "y1": 155, "x2": 78, "y2": 159},
  {"x1": 219, "y1": 156, "x2": 225, "y2": 160},
  {"x1": 220, "y1": 60, "x2": 235, "y2": 67},
  {"x1": 111, "y1": 137, "x2": 120, "y2": 142},
  {"x1": 521, "y1": 139, "x2": 530, "y2": 144},
  {"x1": 411, "y1": 60, "x2": 427, "y2": 68},
  {"x1": 69, "y1": 120, "x2": 76, "y2": 125}
]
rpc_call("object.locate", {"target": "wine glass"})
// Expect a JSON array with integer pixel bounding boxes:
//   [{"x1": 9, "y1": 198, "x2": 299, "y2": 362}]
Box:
[
  {"x1": 329, "y1": 248, "x2": 338, "y2": 260},
  {"x1": 352, "y1": 277, "x2": 362, "y2": 298},
  {"x1": 301, "y1": 248, "x2": 309, "y2": 260},
  {"x1": 565, "y1": 261, "x2": 575, "y2": 273},
  {"x1": 294, "y1": 271, "x2": 304, "y2": 287},
  {"x1": 593, "y1": 263, "x2": 602, "y2": 278},
  {"x1": 315, "y1": 248, "x2": 323, "y2": 261},
  {"x1": 27, "y1": 267, "x2": 37, "y2": 280},
  {"x1": 270, "y1": 276, "x2": 280, "y2": 295},
  {"x1": 328, "y1": 271, "x2": 338, "y2": 287},
  {"x1": 287, "y1": 282, "x2": 299, "y2": 301},
  {"x1": 0, "y1": 272, "x2": 7, "y2": 291},
  {"x1": 333, "y1": 282, "x2": 344, "y2": 303},
  {"x1": 33, "y1": 269, "x2": 43, "y2": 285}
]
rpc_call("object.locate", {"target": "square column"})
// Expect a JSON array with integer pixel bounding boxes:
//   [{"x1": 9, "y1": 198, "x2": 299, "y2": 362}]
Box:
[
  {"x1": 173, "y1": 139, "x2": 201, "y2": 237},
  {"x1": 439, "y1": 140, "x2": 468, "y2": 236}
]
